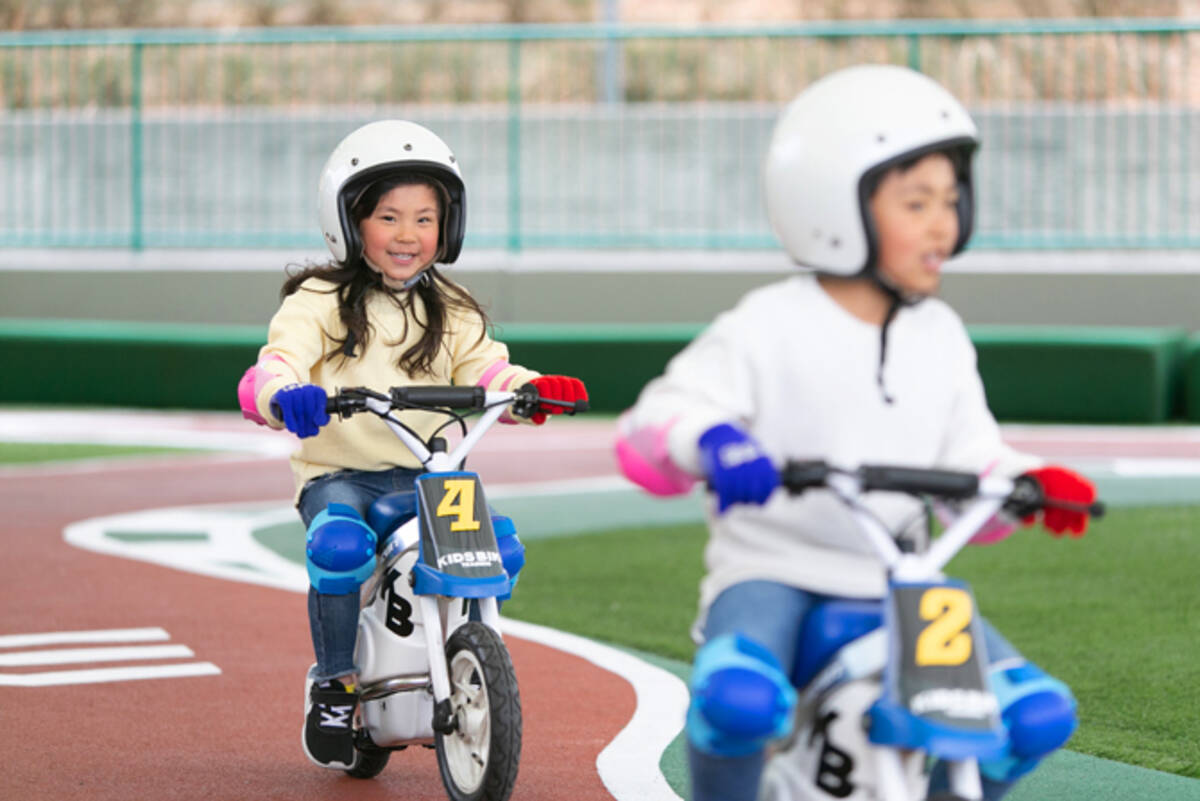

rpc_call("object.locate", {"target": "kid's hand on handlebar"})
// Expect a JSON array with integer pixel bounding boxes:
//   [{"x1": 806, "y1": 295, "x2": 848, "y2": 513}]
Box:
[
  {"x1": 699, "y1": 423, "x2": 780, "y2": 513},
  {"x1": 1015, "y1": 465, "x2": 1100, "y2": 537},
  {"x1": 514, "y1": 375, "x2": 589, "y2": 425},
  {"x1": 271, "y1": 383, "x2": 330, "y2": 438}
]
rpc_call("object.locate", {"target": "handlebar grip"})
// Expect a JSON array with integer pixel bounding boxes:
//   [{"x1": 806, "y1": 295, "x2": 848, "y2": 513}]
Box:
[
  {"x1": 781, "y1": 460, "x2": 831, "y2": 494},
  {"x1": 391, "y1": 385, "x2": 487, "y2": 410},
  {"x1": 859, "y1": 465, "x2": 979, "y2": 500}
]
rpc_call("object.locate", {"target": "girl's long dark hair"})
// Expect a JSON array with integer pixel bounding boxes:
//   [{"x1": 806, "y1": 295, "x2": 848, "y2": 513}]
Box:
[{"x1": 281, "y1": 175, "x2": 489, "y2": 376}]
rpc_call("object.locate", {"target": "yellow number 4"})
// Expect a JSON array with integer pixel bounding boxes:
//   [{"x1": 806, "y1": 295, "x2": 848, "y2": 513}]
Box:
[
  {"x1": 436, "y1": 479, "x2": 481, "y2": 532},
  {"x1": 915, "y1": 587, "x2": 973, "y2": 667}
]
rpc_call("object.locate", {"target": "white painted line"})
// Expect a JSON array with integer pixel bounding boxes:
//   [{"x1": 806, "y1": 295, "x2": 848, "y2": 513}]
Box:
[
  {"x1": 0, "y1": 644, "x2": 195, "y2": 667},
  {"x1": 0, "y1": 662, "x2": 222, "y2": 687},
  {"x1": 501, "y1": 617, "x2": 688, "y2": 801},
  {"x1": 1110, "y1": 458, "x2": 1200, "y2": 476},
  {"x1": 0, "y1": 627, "x2": 170, "y2": 649},
  {"x1": 486, "y1": 475, "x2": 633, "y2": 498}
]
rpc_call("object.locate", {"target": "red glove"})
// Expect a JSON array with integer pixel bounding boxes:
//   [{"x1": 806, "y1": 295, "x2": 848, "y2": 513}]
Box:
[
  {"x1": 525, "y1": 375, "x2": 588, "y2": 425},
  {"x1": 1022, "y1": 465, "x2": 1097, "y2": 537}
]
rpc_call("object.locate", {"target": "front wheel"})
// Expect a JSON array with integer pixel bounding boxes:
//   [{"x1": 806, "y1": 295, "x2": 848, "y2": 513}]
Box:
[{"x1": 435, "y1": 621, "x2": 522, "y2": 801}]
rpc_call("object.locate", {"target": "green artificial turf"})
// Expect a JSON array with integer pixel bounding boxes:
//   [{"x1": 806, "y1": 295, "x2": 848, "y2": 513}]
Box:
[
  {"x1": 504, "y1": 505, "x2": 1200, "y2": 779},
  {"x1": 0, "y1": 441, "x2": 194, "y2": 464}
]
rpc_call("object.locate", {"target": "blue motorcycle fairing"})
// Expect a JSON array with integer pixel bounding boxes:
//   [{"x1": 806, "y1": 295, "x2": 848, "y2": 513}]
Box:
[
  {"x1": 791, "y1": 599, "x2": 884, "y2": 690},
  {"x1": 366, "y1": 490, "x2": 418, "y2": 543},
  {"x1": 411, "y1": 471, "x2": 511, "y2": 599},
  {"x1": 868, "y1": 578, "x2": 1007, "y2": 761}
]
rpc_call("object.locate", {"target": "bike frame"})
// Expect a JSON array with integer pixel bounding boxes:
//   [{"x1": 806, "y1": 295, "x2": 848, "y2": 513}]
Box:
[
  {"x1": 792, "y1": 470, "x2": 1018, "y2": 801},
  {"x1": 357, "y1": 390, "x2": 517, "y2": 717}
]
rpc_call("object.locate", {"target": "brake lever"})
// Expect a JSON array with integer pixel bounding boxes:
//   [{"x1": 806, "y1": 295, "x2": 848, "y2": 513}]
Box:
[{"x1": 509, "y1": 388, "x2": 590, "y2": 419}]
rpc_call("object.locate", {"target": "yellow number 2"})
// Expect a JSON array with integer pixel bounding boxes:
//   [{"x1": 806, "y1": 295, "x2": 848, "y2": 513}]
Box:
[
  {"x1": 914, "y1": 587, "x2": 973, "y2": 667},
  {"x1": 436, "y1": 479, "x2": 481, "y2": 532}
]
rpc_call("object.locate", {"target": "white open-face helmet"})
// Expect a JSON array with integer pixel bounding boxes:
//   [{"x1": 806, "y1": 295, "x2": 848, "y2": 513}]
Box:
[
  {"x1": 318, "y1": 120, "x2": 466, "y2": 264},
  {"x1": 764, "y1": 64, "x2": 979, "y2": 276}
]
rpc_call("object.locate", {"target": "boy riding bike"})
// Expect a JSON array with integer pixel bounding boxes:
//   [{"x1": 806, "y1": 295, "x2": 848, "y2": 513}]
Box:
[{"x1": 614, "y1": 65, "x2": 1098, "y2": 801}]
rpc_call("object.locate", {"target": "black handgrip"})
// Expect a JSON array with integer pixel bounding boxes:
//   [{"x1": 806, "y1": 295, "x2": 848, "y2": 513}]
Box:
[
  {"x1": 781, "y1": 460, "x2": 832, "y2": 494},
  {"x1": 858, "y1": 465, "x2": 980, "y2": 499},
  {"x1": 326, "y1": 393, "x2": 369, "y2": 418},
  {"x1": 390, "y1": 385, "x2": 486, "y2": 410},
  {"x1": 1046, "y1": 498, "x2": 1108, "y2": 519},
  {"x1": 1005, "y1": 474, "x2": 1107, "y2": 520}
]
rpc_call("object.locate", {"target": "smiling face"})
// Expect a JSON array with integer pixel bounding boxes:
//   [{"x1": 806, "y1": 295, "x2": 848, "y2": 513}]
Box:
[
  {"x1": 358, "y1": 182, "x2": 442, "y2": 288},
  {"x1": 868, "y1": 152, "x2": 960, "y2": 297}
]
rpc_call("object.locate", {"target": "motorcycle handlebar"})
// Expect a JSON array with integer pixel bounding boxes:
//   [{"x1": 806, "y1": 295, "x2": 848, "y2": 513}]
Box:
[
  {"x1": 780, "y1": 459, "x2": 1104, "y2": 518},
  {"x1": 324, "y1": 385, "x2": 589, "y2": 418}
]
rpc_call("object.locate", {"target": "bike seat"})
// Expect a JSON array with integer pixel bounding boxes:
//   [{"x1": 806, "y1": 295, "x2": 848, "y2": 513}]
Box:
[
  {"x1": 792, "y1": 599, "x2": 883, "y2": 689},
  {"x1": 367, "y1": 491, "x2": 418, "y2": 541}
]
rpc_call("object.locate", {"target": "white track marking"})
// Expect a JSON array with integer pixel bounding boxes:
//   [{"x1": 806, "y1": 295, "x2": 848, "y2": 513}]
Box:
[
  {"x1": 0, "y1": 627, "x2": 169, "y2": 649},
  {"x1": 0, "y1": 628, "x2": 221, "y2": 687},
  {"x1": 64, "y1": 505, "x2": 311, "y2": 593},
  {"x1": 0, "y1": 662, "x2": 222, "y2": 687},
  {"x1": 501, "y1": 618, "x2": 687, "y2": 801},
  {"x1": 0, "y1": 645, "x2": 195, "y2": 667}
]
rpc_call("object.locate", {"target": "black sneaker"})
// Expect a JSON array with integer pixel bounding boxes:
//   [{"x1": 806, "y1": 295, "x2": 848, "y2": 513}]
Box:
[{"x1": 302, "y1": 674, "x2": 359, "y2": 770}]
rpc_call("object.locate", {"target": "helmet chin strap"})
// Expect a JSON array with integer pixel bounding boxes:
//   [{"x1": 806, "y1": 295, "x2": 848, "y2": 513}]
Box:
[
  {"x1": 398, "y1": 268, "x2": 430, "y2": 290},
  {"x1": 868, "y1": 270, "x2": 929, "y2": 406},
  {"x1": 363, "y1": 251, "x2": 432, "y2": 291}
]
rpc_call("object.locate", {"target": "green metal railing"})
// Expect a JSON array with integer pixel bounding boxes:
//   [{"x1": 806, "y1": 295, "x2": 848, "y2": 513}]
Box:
[{"x1": 1, "y1": 19, "x2": 1197, "y2": 251}]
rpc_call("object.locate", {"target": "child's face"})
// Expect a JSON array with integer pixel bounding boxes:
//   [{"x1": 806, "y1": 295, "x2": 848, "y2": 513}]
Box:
[
  {"x1": 868, "y1": 152, "x2": 959, "y2": 297},
  {"x1": 358, "y1": 183, "x2": 441, "y2": 286}
]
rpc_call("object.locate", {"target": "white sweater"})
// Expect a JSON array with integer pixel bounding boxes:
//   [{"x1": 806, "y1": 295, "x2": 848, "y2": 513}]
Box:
[{"x1": 619, "y1": 274, "x2": 1039, "y2": 613}]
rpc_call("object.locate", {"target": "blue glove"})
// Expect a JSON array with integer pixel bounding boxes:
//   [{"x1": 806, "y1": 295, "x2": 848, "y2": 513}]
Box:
[
  {"x1": 271, "y1": 384, "x2": 329, "y2": 439},
  {"x1": 698, "y1": 423, "x2": 779, "y2": 513}
]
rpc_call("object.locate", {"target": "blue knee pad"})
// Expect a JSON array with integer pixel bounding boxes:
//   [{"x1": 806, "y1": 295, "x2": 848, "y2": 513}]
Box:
[
  {"x1": 981, "y1": 661, "x2": 1077, "y2": 782},
  {"x1": 687, "y1": 634, "x2": 797, "y2": 757},
  {"x1": 493, "y1": 515, "x2": 524, "y2": 601},
  {"x1": 306, "y1": 503, "x2": 377, "y2": 594}
]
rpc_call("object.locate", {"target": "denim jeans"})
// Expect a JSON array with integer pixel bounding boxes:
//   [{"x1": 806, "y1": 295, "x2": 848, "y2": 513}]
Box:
[
  {"x1": 297, "y1": 465, "x2": 423, "y2": 682},
  {"x1": 687, "y1": 580, "x2": 1024, "y2": 801}
]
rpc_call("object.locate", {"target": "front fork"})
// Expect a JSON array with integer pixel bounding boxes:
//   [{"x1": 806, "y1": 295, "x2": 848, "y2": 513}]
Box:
[
  {"x1": 419, "y1": 593, "x2": 503, "y2": 735},
  {"x1": 872, "y1": 748, "x2": 983, "y2": 801}
]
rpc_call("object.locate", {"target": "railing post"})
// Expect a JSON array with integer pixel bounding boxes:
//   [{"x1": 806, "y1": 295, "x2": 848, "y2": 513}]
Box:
[
  {"x1": 506, "y1": 37, "x2": 521, "y2": 253},
  {"x1": 906, "y1": 32, "x2": 921, "y2": 71},
  {"x1": 129, "y1": 40, "x2": 144, "y2": 251}
]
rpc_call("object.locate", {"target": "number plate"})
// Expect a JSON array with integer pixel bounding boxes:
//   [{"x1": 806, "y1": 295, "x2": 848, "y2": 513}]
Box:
[
  {"x1": 415, "y1": 472, "x2": 504, "y2": 580},
  {"x1": 886, "y1": 580, "x2": 999, "y2": 731}
]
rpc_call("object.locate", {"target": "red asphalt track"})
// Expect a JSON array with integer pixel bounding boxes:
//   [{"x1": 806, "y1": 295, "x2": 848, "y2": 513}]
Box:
[
  {"x1": 0, "y1": 425, "x2": 634, "y2": 801},
  {"x1": 3, "y1": 414, "x2": 1196, "y2": 801}
]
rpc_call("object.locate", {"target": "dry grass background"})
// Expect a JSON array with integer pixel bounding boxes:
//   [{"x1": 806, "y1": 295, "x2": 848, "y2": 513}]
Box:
[{"x1": 0, "y1": 0, "x2": 1194, "y2": 30}]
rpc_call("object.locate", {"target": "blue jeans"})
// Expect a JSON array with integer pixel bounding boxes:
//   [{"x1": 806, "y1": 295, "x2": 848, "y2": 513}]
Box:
[
  {"x1": 688, "y1": 580, "x2": 1026, "y2": 801},
  {"x1": 297, "y1": 466, "x2": 422, "y2": 682}
]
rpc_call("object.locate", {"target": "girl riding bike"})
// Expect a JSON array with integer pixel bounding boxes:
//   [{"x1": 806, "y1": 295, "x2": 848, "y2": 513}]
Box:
[{"x1": 237, "y1": 119, "x2": 586, "y2": 771}]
